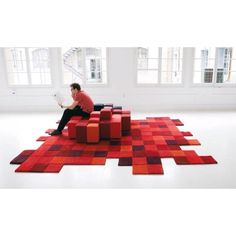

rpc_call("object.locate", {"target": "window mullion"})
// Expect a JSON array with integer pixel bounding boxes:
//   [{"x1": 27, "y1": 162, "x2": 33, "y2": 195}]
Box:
[
  {"x1": 213, "y1": 48, "x2": 218, "y2": 85},
  {"x1": 158, "y1": 47, "x2": 162, "y2": 84},
  {"x1": 82, "y1": 48, "x2": 86, "y2": 84},
  {"x1": 25, "y1": 48, "x2": 32, "y2": 85}
]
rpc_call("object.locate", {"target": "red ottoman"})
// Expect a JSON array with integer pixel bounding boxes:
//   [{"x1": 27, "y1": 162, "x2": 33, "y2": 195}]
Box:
[
  {"x1": 71, "y1": 116, "x2": 82, "y2": 121},
  {"x1": 76, "y1": 120, "x2": 88, "y2": 143},
  {"x1": 122, "y1": 110, "x2": 131, "y2": 115},
  {"x1": 100, "y1": 108, "x2": 112, "y2": 120},
  {"x1": 90, "y1": 111, "x2": 101, "y2": 118},
  {"x1": 68, "y1": 120, "x2": 80, "y2": 139},
  {"x1": 112, "y1": 109, "x2": 122, "y2": 114},
  {"x1": 122, "y1": 114, "x2": 131, "y2": 131},
  {"x1": 100, "y1": 120, "x2": 110, "y2": 139},
  {"x1": 110, "y1": 114, "x2": 122, "y2": 139},
  {"x1": 87, "y1": 123, "x2": 100, "y2": 143},
  {"x1": 88, "y1": 117, "x2": 100, "y2": 123}
]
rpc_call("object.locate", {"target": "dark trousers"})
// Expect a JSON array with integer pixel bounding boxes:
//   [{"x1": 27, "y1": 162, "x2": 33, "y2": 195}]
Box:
[{"x1": 57, "y1": 106, "x2": 90, "y2": 132}]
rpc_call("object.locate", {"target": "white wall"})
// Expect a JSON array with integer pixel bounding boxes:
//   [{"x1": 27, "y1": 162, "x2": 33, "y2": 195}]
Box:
[{"x1": 0, "y1": 47, "x2": 236, "y2": 112}]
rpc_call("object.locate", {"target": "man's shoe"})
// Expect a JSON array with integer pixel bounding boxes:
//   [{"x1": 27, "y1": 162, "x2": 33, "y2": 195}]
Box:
[{"x1": 50, "y1": 130, "x2": 62, "y2": 136}]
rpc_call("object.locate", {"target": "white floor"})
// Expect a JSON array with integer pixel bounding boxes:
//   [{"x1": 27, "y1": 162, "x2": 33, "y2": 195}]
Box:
[{"x1": 0, "y1": 110, "x2": 236, "y2": 188}]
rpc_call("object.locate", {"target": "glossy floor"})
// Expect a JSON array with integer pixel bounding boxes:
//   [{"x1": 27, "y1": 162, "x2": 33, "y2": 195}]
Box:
[{"x1": 0, "y1": 111, "x2": 236, "y2": 188}]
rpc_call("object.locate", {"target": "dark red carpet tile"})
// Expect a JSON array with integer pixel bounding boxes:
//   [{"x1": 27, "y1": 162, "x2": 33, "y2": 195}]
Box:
[
  {"x1": 147, "y1": 164, "x2": 164, "y2": 174},
  {"x1": 172, "y1": 119, "x2": 184, "y2": 126},
  {"x1": 29, "y1": 163, "x2": 49, "y2": 172},
  {"x1": 14, "y1": 155, "x2": 43, "y2": 172},
  {"x1": 11, "y1": 117, "x2": 217, "y2": 174},
  {"x1": 173, "y1": 156, "x2": 189, "y2": 165},
  {"x1": 36, "y1": 136, "x2": 50, "y2": 141},
  {"x1": 10, "y1": 150, "x2": 35, "y2": 164},
  {"x1": 147, "y1": 156, "x2": 162, "y2": 164},
  {"x1": 186, "y1": 156, "x2": 205, "y2": 164},
  {"x1": 200, "y1": 156, "x2": 218, "y2": 164},
  {"x1": 44, "y1": 164, "x2": 64, "y2": 172},
  {"x1": 168, "y1": 145, "x2": 182, "y2": 150},
  {"x1": 118, "y1": 157, "x2": 133, "y2": 166},
  {"x1": 181, "y1": 131, "x2": 193, "y2": 136}
]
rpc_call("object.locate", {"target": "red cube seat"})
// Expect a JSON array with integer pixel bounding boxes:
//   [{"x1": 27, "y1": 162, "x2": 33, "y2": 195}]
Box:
[
  {"x1": 76, "y1": 120, "x2": 88, "y2": 143},
  {"x1": 110, "y1": 114, "x2": 122, "y2": 139},
  {"x1": 87, "y1": 123, "x2": 100, "y2": 143}
]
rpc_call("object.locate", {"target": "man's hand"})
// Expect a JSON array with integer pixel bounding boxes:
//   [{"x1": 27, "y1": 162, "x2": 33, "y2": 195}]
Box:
[{"x1": 58, "y1": 102, "x2": 63, "y2": 108}]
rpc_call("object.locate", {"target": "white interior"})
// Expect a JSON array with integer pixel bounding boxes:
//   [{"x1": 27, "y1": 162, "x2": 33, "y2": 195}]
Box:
[{"x1": 1, "y1": 48, "x2": 236, "y2": 112}]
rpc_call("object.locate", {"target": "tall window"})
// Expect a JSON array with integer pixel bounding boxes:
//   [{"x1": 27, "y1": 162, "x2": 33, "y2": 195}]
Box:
[
  {"x1": 4, "y1": 48, "x2": 51, "y2": 85},
  {"x1": 193, "y1": 47, "x2": 236, "y2": 84},
  {"x1": 137, "y1": 47, "x2": 183, "y2": 84},
  {"x1": 62, "y1": 47, "x2": 107, "y2": 85}
]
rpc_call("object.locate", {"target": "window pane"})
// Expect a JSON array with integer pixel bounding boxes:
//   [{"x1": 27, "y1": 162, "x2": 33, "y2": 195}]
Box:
[
  {"x1": 147, "y1": 59, "x2": 158, "y2": 69},
  {"x1": 194, "y1": 58, "x2": 215, "y2": 71},
  {"x1": 63, "y1": 71, "x2": 83, "y2": 85},
  {"x1": 62, "y1": 47, "x2": 107, "y2": 84},
  {"x1": 86, "y1": 70, "x2": 102, "y2": 81},
  {"x1": 17, "y1": 73, "x2": 28, "y2": 84},
  {"x1": 147, "y1": 47, "x2": 159, "y2": 58},
  {"x1": 193, "y1": 70, "x2": 213, "y2": 83},
  {"x1": 7, "y1": 73, "x2": 16, "y2": 85},
  {"x1": 227, "y1": 72, "x2": 236, "y2": 83},
  {"x1": 195, "y1": 47, "x2": 216, "y2": 59},
  {"x1": 28, "y1": 48, "x2": 51, "y2": 85},
  {"x1": 162, "y1": 47, "x2": 183, "y2": 59},
  {"x1": 194, "y1": 48, "x2": 215, "y2": 84},
  {"x1": 5, "y1": 48, "x2": 26, "y2": 61},
  {"x1": 138, "y1": 58, "x2": 148, "y2": 69},
  {"x1": 31, "y1": 73, "x2": 41, "y2": 84},
  {"x1": 5, "y1": 48, "x2": 29, "y2": 85},
  {"x1": 215, "y1": 48, "x2": 236, "y2": 84},
  {"x1": 6, "y1": 60, "x2": 27, "y2": 73},
  {"x1": 137, "y1": 70, "x2": 158, "y2": 84},
  {"x1": 85, "y1": 48, "x2": 107, "y2": 84},
  {"x1": 161, "y1": 70, "x2": 182, "y2": 84},
  {"x1": 160, "y1": 48, "x2": 183, "y2": 84},
  {"x1": 102, "y1": 59, "x2": 107, "y2": 71},
  {"x1": 62, "y1": 47, "x2": 84, "y2": 84},
  {"x1": 101, "y1": 47, "x2": 107, "y2": 58}
]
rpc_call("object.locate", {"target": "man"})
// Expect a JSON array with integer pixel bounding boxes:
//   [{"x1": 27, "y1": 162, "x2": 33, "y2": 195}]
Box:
[{"x1": 50, "y1": 83, "x2": 94, "y2": 136}]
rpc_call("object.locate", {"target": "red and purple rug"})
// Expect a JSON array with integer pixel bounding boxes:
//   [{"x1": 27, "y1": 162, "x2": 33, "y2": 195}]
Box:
[{"x1": 10, "y1": 117, "x2": 217, "y2": 174}]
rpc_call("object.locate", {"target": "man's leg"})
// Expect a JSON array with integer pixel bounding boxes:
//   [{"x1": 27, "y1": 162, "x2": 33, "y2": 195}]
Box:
[{"x1": 57, "y1": 109, "x2": 74, "y2": 132}]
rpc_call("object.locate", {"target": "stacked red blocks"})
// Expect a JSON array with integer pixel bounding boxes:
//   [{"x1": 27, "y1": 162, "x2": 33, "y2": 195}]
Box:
[{"x1": 67, "y1": 104, "x2": 131, "y2": 143}]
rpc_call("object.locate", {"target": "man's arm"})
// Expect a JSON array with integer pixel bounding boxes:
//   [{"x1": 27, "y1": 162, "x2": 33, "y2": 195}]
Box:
[{"x1": 59, "y1": 101, "x2": 78, "y2": 110}]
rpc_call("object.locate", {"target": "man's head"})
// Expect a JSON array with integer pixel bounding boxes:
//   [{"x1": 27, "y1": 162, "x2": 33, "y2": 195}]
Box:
[{"x1": 70, "y1": 83, "x2": 81, "y2": 95}]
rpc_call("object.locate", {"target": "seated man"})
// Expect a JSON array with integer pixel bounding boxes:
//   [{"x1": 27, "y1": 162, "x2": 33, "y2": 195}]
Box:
[{"x1": 50, "y1": 83, "x2": 94, "y2": 136}]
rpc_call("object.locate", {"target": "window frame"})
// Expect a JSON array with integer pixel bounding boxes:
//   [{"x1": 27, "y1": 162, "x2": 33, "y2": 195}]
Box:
[
  {"x1": 191, "y1": 47, "x2": 236, "y2": 88},
  {"x1": 60, "y1": 47, "x2": 109, "y2": 88},
  {"x1": 135, "y1": 47, "x2": 184, "y2": 87},
  {"x1": 4, "y1": 47, "x2": 53, "y2": 88}
]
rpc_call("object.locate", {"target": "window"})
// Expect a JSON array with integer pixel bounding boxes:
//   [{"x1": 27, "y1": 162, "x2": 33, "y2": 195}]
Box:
[
  {"x1": 62, "y1": 47, "x2": 107, "y2": 85},
  {"x1": 137, "y1": 47, "x2": 183, "y2": 84},
  {"x1": 4, "y1": 48, "x2": 51, "y2": 86},
  {"x1": 193, "y1": 47, "x2": 236, "y2": 84}
]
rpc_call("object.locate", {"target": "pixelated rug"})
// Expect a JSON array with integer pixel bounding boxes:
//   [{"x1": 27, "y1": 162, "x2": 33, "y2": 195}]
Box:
[{"x1": 10, "y1": 117, "x2": 217, "y2": 174}]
